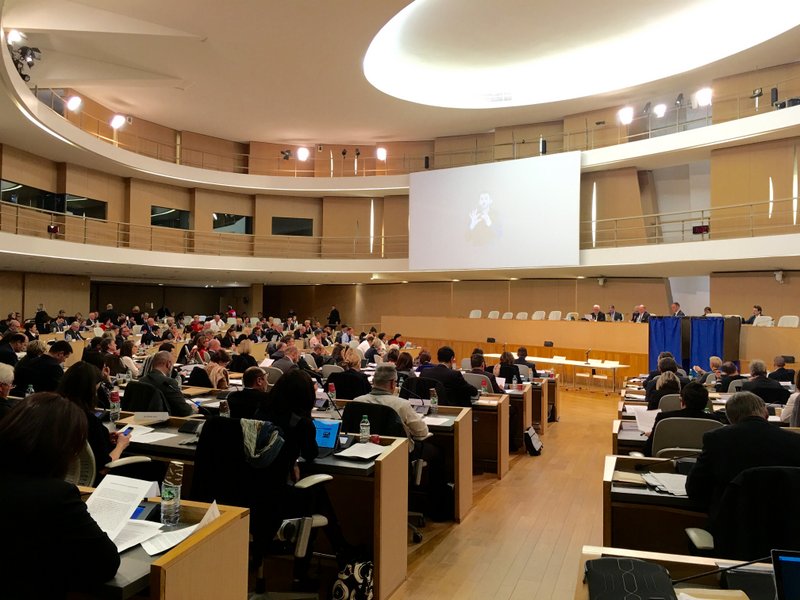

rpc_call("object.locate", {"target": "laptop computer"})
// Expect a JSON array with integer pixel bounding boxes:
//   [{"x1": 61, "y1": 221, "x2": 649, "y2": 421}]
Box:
[
  {"x1": 773, "y1": 549, "x2": 800, "y2": 599},
  {"x1": 313, "y1": 419, "x2": 342, "y2": 458}
]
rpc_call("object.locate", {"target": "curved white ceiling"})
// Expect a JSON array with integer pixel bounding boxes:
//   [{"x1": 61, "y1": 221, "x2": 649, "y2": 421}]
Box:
[{"x1": 364, "y1": 0, "x2": 800, "y2": 109}]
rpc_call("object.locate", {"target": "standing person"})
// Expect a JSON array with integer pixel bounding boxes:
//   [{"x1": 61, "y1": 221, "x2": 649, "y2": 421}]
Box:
[
  {"x1": 327, "y1": 306, "x2": 341, "y2": 328},
  {"x1": 0, "y1": 393, "x2": 121, "y2": 598}
]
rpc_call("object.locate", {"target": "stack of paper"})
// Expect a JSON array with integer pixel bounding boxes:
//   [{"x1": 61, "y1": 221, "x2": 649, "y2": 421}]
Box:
[
  {"x1": 335, "y1": 442, "x2": 384, "y2": 460},
  {"x1": 634, "y1": 409, "x2": 661, "y2": 434},
  {"x1": 642, "y1": 472, "x2": 688, "y2": 496}
]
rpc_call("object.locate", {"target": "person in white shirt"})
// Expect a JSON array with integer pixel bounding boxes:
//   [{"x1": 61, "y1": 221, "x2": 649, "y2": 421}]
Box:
[
  {"x1": 357, "y1": 335, "x2": 373, "y2": 355},
  {"x1": 208, "y1": 314, "x2": 224, "y2": 332}
]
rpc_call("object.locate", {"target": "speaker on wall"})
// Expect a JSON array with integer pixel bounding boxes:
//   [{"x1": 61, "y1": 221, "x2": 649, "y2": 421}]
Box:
[
  {"x1": 771, "y1": 87, "x2": 779, "y2": 105},
  {"x1": 424, "y1": 156, "x2": 430, "y2": 169}
]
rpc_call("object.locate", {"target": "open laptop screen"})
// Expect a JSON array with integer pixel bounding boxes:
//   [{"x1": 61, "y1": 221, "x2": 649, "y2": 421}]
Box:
[
  {"x1": 313, "y1": 419, "x2": 341, "y2": 450},
  {"x1": 773, "y1": 549, "x2": 800, "y2": 600}
]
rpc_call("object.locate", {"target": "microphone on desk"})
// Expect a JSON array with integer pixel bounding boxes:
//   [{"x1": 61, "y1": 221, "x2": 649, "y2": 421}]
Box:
[
  {"x1": 670, "y1": 554, "x2": 772, "y2": 585},
  {"x1": 634, "y1": 450, "x2": 702, "y2": 472},
  {"x1": 585, "y1": 349, "x2": 592, "y2": 365}
]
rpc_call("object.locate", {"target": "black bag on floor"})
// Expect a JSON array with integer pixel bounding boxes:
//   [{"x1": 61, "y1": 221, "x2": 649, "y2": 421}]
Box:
[
  {"x1": 331, "y1": 559, "x2": 374, "y2": 600},
  {"x1": 524, "y1": 426, "x2": 543, "y2": 456}
]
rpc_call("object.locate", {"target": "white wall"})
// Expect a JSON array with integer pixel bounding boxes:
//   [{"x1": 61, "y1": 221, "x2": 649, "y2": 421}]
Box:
[
  {"x1": 667, "y1": 276, "x2": 710, "y2": 316},
  {"x1": 652, "y1": 160, "x2": 710, "y2": 242}
]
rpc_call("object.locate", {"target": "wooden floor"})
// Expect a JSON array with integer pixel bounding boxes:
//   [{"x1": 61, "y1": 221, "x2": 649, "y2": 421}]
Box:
[{"x1": 392, "y1": 389, "x2": 618, "y2": 600}]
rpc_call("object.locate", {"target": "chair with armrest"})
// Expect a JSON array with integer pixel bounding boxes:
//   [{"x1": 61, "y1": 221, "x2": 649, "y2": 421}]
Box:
[
  {"x1": 778, "y1": 315, "x2": 800, "y2": 328},
  {"x1": 728, "y1": 379, "x2": 745, "y2": 393},
  {"x1": 515, "y1": 312, "x2": 528, "y2": 320},
  {"x1": 468, "y1": 309, "x2": 482, "y2": 319},
  {"x1": 120, "y1": 381, "x2": 169, "y2": 412},
  {"x1": 686, "y1": 466, "x2": 800, "y2": 560},
  {"x1": 65, "y1": 442, "x2": 152, "y2": 487},
  {"x1": 650, "y1": 417, "x2": 723, "y2": 458},
  {"x1": 657, "y1": 394, "x2": 682, "y2": 412},
  {"x1": 263, "y1": 366, "x2": 284, "y2": 385},
  {"x1": 531, "y1": 310, "x2": 546, "y2": 321},
  {"x1": 400, "y1": 376, "x2": 448, "y2": 406},
  {"x1": 460, "y1": 357, "x2": 471, "y2": 370},
  {"x1": 516, "y1": 364, "x2": 531, "y2": 381},
  {"x1": 463, "y1": 372, "x2": 493, "y2": 393},
  {"x1": 501, "y1": 312, "x2": 513, "y2": 320},
  {"x1": 192, "y1": 416, "x2": 333, "y2": 596},
  {"x1": 320, "y1": 364, "x2": 343, "y2": 380},
  {"x1": 487, "y1": 311, "x2": 500, "y2": 320},
  {"x1": 187, "y1": 366, "x2": 215, "y2": 388},
  {"x1": 548, "y1": 310, "x2": 562, "y2": 321},
  {"x1": 341, "y1": 402, "x2": 427, "y2": 542},
  {"x1": 753, "y1": 315, "x2": 774, "y2": 327}
]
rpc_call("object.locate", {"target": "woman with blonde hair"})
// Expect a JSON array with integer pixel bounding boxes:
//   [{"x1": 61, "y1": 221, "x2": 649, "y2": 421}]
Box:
[
  {"x1": 647, "y1": 371, "x2": 681, "y2": 410},
  {"x1": 229, "y1": 339, "x2": 258, "y2": 373},
  {"x1": 325, "y1": 347, "x2": 371, "y2": 399}
]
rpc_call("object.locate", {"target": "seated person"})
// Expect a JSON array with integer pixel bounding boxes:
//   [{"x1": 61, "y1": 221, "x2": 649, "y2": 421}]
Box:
[
  {"x1": 228, "y1": 339, "x2": 259, "y2": 373},
  {"x1": 470, "y1": 353, "x2": 501, "y2": 393},
  {"x1": 743, "y1": 304, "x2": 763, "y2": 325},
  {"x1": 492, "y1": 351, "x2": 522, "y2": 385},
  {"x1": 421, "y1": 346, "x2": 478, "y2": 408},
  {"x1": 364, "y1": 338, "x2": 383, "y2": 364},
  {"x1": 139, "y1": 351, "x2": 196, "y2": 416},
  {"x1": 687, "y1": 391, "x2": 800, "y2": 511},
  {"x1": 643, "y1": 352, "x2": 678, "y2": 387},
  {"x1": 325, "y1": 348, "x2": 371, "y2": 399},
  {"x1": 204, "y1": 350, "x2": 231, "y2": 390},
  {"x1": 395, "y1": 351, "x2": 417, "y2": 389},
  {"x1": 310, "y1": 344, "x2": 332, "y2": 368},
  {"x1": 0, "y1": 363, "x2": 15, "y2": 418},
  {"x1": 644, "y1": 356, "x2": 689, "y2": 403},
  {"x1": 0, "y1": 332, "x2": 26, "y2": 367},
  {"x1": 781, "y1": 369, "x2": 800, "y2": 426},
  {"x1": 692, "y1": 355, "x2": 722, "y2": 385},
  {"x1": 742, "y1": 358, "x2": 790, "y2": 405},
  {"x1": 644, "y1": 382, "x2": 720, "y2": 455},
  {"x1": 227, "y1": 366, "x2": 268, "y2": 419},
  {"x1": 768, "y1": 355, "x2": 795, "y2": 383},
  {"x1": 514, "y1": 347, "x2": 538, "y2": 378},
  {"x1": 13, "y1": 340, "x2": 73, "y2": 393},
  {"x1": 0, "y1": 393, "x2": 120, "y2": 598},
  {"x1": 646, "y1": 371, "x2": 681, "y2": 411},
  {"x1": 715, "y1": 360, "x2": 747, "y2": 393},
  {"x1": 415, "y1": 349, "x2": 434, "y2": 373},
  {"x1": 57, "y1": 362, "x2": 132, "y2": 482}
]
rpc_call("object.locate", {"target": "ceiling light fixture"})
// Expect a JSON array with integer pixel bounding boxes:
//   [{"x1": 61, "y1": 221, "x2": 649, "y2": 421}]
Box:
[
  {"x1": 675, "y1": 93, "x2": 684, "y2": 106},
  {"x1": 617, "y1": 106, "x2": 634, "y2": 125},
  {"x1": 376, "y1": 147, "x2": 387, "y2": 161},
  {"x1": 695, "y1": 87, "x2": 713, "y2": 107},
  {"x1": 65, "y1": 96, "x2": 82, "y2": 112},
  {"x1": 110, "y1": 114, "x2": 127, "y2": 130},
  {"x1": 653, "y1": 103, "x2": 667, "y2": 118},
  {"x1": 296, "y1": 147, "x2": 310, "y2": 161},
  {"x1": 6, "y1": 29, "x2": 23, "y2": 44}
]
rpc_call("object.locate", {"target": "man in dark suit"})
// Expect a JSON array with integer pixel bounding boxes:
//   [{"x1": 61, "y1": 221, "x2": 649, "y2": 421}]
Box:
[
  {"x1": 588, "y1": 305, "x2": 605, "y2": 321},
  {"x1": 631, "y1": 305, "x2": 650, "y2": 323},
  {"x1": 743, "y1": 305, "x2": 763, "y2": 325},
  {"x1": 271, "y1": 346, "x2": 300, "y2": 374},
  {"x1": 139, "y1": 351, "x2": 195, "y2": 417},
  {"x1": 327, "y1": 306, "x2": 341, "y2": 328},
  {"x1": 420, "y1": 346, "x2": 478, "y2": 408},
  {"x1": 644, "y1": 356, "x2": 691, "y2": 409},
  {"x1": 768, "y1": 355, "x2": 796, "y2": 383},
  {"x1": 14, "y1": 340, "x2": 72, "y2": 393},
  {"x1": 644, "y1": 382, "x2": 721, "y2": 455},
  {"x1": 670, "y1": 302, "x2": 686, "y2": 317},
  {"x1": 469, "y1": 353, "x2": 502, "y2": 393},
  {"x1": 607, "y1": 305, "x2": 623, "y2": 322},
  {"x1": 687, "y1": 391, "x2": 800, "y2": 511},
  {"x1": 715, "y1": 361, "x2": 747, "y2": 393},
  {"x1": 226, "y1": 366, "x2": 269, "y2": 419},
  {"x1": 0, "y1": 333, "x2": 26, "y2": 367},
  {"x1": 742, "y1": 359, "x2": 790, "y2": 405},
  {"x1": 514, "y1": 347, "x2": 538, "y2": 378}
]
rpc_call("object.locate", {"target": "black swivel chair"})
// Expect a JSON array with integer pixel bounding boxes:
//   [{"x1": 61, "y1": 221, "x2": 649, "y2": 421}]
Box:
[
  {"x1": 192, "y1": 416, "x2": 333, "y2": 595},
  {"x1": 399, "y1": 377, "x2": 447, "y2": 406},
  {"x1": 341, "y1": 401, "x2": 428, "y2": 542},
  {"x1": 120, "y1": 381, "x2": 169, "y2": 412},
  {"x1": 686, "y1": 466, "x2": 800, "y2": 560},
  {"x1": 187, "y1": 366, "x2": 215, "y2": 388}
]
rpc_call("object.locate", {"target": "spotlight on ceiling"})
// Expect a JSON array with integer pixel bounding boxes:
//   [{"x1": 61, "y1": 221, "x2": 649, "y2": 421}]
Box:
[
  {"x1": 110, "y1": 114, "x2": 127, "y2": 130},
  {"x1": 695, "y1": 87, "x2": 713, "y2": 107},
  {"x1": 296, "y1": 147, "x2": 310, "y2": 161},
  {"x1": 675, "y1": 93, "x2": 684, "y2": 106},
  {"x1": 355, "y1": 148, "x2": 361, "y2": 157},
  {"x1": 750, "y1": 88, "x2": 763, "y2": 99},
  {"x1": 653, "y1": 103, "x2": 667, "y2": 118},
  {"x1": 65, "y1": 96, "x2": 82, "y2": 112},
  {"x1": 341, "y1": 149, "x2": 347, "y2": 157},
  {"x1": 376, "y1": 147, "x2": 387, "y2": 161},
  {"x1": 617, "y1": 106, "x2": 634, "y2": 125},
  {"x1": 7, "y1": 29, "x2": 23, "y2": 44},
  {"x1": 281, "y1": 149, "x2": 291, "y2": 160},
  {"x1": 642, "y1": 102, "x2": 651, "y2": 115},
  {"x1": 19, "y1": 46, "x2": 40, "y2": 65}
]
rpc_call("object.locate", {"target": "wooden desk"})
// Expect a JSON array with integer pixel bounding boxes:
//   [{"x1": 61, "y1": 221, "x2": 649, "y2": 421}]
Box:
[
  {"x1": 603, "y1": 455, "x2": 706, "y2": 554},
  {"x1": 425, "y1": 406, "x2": 473, "y2": 522},
  {"x1": 81, "y1": 499, "x2": 249, "y2": 599},
  {"x1": 181, "y1": 386, "x2": 219, "y2": 398},
  {"x1": 611, "y1": 419, "x2": 647, "y2": 455},
  {"x1": 302, "y1": 438, "x2": 408, "y2": 600},
  {"x1": 505, "y1": 384, "x2": 531, "y2": 449},
  {"x1": 534, "y1": 376, "x2": 560, "y2": 433},
  {"x1": 573, "y1": 546, "x2": 769, "y2": 600},
  {"x1": 472, "y1": 395, "x2": 510, "y2": 479}
]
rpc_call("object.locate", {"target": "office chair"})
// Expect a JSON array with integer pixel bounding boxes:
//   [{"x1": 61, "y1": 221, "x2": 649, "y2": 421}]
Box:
[
  {"x1": 515, "y1": 364, "x2": 531, "y2": 381},
  {"x1": 547, "y1": 310, "x2": 562, "y2": 321},
  {"x1": 187, "y1": 366, "x2": 215, "y2": 388},
  {"x1": 657, "y1": 394, "x2": 682, "y2": 412},
  {"x1": 65, "y1": 441, "x2": 152, "y2": 487},
  {"x1": 753, "y1": 315, "x2": 774, "y2": 327},
  {"x1": 728, "y1": 379, "x2": 745, "y2": 393},
  {"x1": 263, "y1": 366, "x2": 284, "y2": 385},
  {"x1": 531, "y1": 310, "x2": 546, "y2": 321},
  {"x1": 778, "y1": 315, "x2": 800, "y2": 328},
  {"x1": 515, "y1": 312, "x2": 529, "y2": 320},
  {"x1": 120, "y1": 381, "x2": 169, "y2": 412},
  {"x1": 463, "y1": 372, "x2": 493, "y2": 393},
  {"x1": 320, "y1": 364, "x2": 343, "y2": 380},
  {"x1": 192, "y1": 416, "x2": 333, "y2": 597},
  {"x1": 487, "y1": 310, "x2": 500, "y2": 320},
  {"x1": 460, "y1": 358, "x2": 471, "y2": 370},
  {"x1": 501, "y1": 312, "x2": 513, "y2": 320},
  {"x1": 686, "y1": 466, "x2": 800, "y2": 560},
  {"x1": 649, "y1": 417, "x2": 723, "y2": 458},
  {"x1": 400, "y1": 377, "x2": 447, "y2": 406},
  {"x1": 468, "y1": 309, "x2": 482, "y2": 319},
  {"x1": 341, "y1": 402, "x2": 427, "y2": 543}
]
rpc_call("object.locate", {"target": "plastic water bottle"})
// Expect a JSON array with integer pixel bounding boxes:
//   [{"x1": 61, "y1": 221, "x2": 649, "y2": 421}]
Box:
[
  {"x1": 219, "y1": 399, "x2": 231, "y2": 418},
  {"x1": 25, "y1": 384, "x2": 34, "y2": 397},
  {"x1": 109, "y1": 390, "x2": 121, "y2": 422},
  {"x1": 359, "y1": 415, "x2": 370, "y2": 443},
  {"x1": 161, "y1": 461, "x2": 184, "y2": 527},
  {"x1": 429, "y1": 388, "x2": 439, "y2": 415}
]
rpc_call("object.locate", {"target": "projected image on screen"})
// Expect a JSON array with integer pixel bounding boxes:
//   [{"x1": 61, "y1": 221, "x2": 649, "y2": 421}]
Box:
[{"x1": 409, "y1": 153, "x2": 581, "y2": 271}]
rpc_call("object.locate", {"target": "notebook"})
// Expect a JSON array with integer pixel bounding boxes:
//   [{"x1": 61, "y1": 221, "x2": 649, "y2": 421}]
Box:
[{"x1": 313, "y1": 419, "x2": 341, "y2": 458}]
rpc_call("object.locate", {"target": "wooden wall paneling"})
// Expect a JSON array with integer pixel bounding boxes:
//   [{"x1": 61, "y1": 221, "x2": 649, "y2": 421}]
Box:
[
  {"x1": 637, "y1": 171, "x2": 660, "y2": 243},
  {"x1": 24, "y1": 274, "x2": 90, "y2": 318},
  {"x1": 710, "y1": 271, "x2": 800, "y2": 318},
  {"x1": 249, "y1": 142, "x2": 315, "y2": 177},
  {"x1": 433, "y1": 133, "x2": 494, "y2": 169},
  {"x1": 509, "y1": 279, "x2": 577, "y2": 316},
  {"x1": 575, "y1": 278, "x2": 670, "y2": 319},
  {"x1": 563, "y1": 106, "x2": 624, "y2": 152},
  {"x1": 253, "y1": 194, "x2": 322, "y2": 258},
  {"x1": 381, "y1": 195, "x2": 408, "y2": 257},
  {"x1": 451, "y1": 281, "x2": 509, "y2": 319},
  {"x1": 321, "y1": 197, "x2": 372, "y2": 257},
  {"x1": 192, "y1": 189, "x2": 254, "y2": 256},
  {"x1": 63, "y1": 164, "x2": 127, "y2": 223},
  {"x1": 313, "y1": 145, "x2": 370, "y2": 178},
  {"x1": 0, "y1": 272, "x2": 23, "y2": 317},
  {"x1": 1, "y1": 146, "x2": 58, "y2": 191},
  {"x1": 380, "y1": 141, "x2": 434, "y2": 175},
  {"x1": 712, "y1": 61, "x2": 800, "y2": 124},
  {"x1": 580, "y1": 168, "x2": 647, "y2": 247},
  {"x1": 494, "y1": 121, "x2": 564, "y2": 160},
  {"x1": 180, "y1": 131, "x2": 248, "y2": 174}
]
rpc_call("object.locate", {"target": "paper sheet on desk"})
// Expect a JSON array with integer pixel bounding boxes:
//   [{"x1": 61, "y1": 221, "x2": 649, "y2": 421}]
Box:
[
  {"x1": 114, "y1": 520, "x2": 163, "y2": 553},
  {"x1": 86, "y1": 475, "x2": 155, "y2": 540},
  {"x1": 423, "y1": 416, "x2": 449, "y2": 426},
  {"x1": 335, "y1": 442, "x2": 384, "y2": 460},
  {"x1": 623, "y1": 405, "x2": 649, "y2": 416},
  {"x1": 131, "y1": 432, "x2": 177, "y2": 444},
  {"x1": 141, "y1": 501, "x2": 220, "y2": 556},
  {"x1": 634, "y1": 409, "x2": 661, "y2": 433},
  {"x1": 625, "y1": 393, "x2": 646, "y2": 401},
  {"x1": 642, "y1": 472, "x2": 688, "y2": 496}
]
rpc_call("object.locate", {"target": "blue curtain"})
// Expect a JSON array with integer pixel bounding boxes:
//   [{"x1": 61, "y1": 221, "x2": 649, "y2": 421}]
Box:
[
  {"x1": 648, "y1": 317, "x2": 682, "y2": 371},
  {"x1": 691, "y1": 317, "x2": 724, "y2": 372}
]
